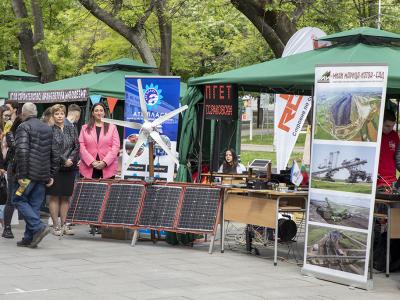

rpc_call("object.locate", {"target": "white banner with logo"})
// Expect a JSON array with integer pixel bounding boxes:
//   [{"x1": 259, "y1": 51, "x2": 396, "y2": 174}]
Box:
[
  {"x1": 274, "y1": 94, "x2": 312, "y2": 171},
  {"x1": 302, "y1": 64, "x2": 388, "y2": 289},
  {"x1": 274, "y1": 27, "x2": 326, "y2": 171}
]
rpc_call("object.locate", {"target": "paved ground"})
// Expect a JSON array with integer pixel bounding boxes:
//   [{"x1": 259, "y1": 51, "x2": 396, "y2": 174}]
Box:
[{"x1": 0, "y1": 222, "x2": 399, "y2": 300}]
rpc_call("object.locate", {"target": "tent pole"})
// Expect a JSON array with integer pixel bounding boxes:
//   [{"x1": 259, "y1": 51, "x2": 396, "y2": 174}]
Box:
[
  {"x1": 397, "y1": 99, "x2": 399, "y2": 132},
  {"x1": 197, "y1": 101, "x2": 206, "y2": 182}
]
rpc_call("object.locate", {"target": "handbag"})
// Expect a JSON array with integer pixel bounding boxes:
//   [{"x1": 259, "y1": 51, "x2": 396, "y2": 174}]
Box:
[{"x1": 0, "y1": 174, "x2": 7, "y2": 205}]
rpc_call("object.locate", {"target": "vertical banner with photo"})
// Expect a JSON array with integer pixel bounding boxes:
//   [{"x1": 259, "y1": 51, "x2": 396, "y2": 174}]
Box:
[
  {"x1": 123, "y1": 76, "x2": 181, "y2": 181},
  {"x1": 302, "y1": 64, "x2": 388, "y2": 289}
]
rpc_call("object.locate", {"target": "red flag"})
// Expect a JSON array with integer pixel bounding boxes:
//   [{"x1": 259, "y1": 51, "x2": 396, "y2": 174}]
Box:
[{"x1": 106, "y1": 97, "x2": 118, "y2": 113}]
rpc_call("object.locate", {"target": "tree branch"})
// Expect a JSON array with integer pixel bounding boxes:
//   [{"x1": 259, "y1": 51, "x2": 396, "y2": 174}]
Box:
[{"x1": 78, "y1": 0, "x2": 157, "y2": 66}]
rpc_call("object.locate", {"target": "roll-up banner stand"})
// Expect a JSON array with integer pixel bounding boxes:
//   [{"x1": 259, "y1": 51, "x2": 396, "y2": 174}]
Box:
[
  {"x1": 302, "y1": 64, "x2": 388, "y2": 290},
  {"x1": 123, "y1": 76, "x2": 181, "y2": 181}
]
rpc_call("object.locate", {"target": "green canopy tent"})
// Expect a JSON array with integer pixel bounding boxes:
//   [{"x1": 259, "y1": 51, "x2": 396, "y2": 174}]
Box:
[
  {"x1": 0, "y1": 69, "x2": 40, "y2": 101},
  {"x1": 176, "y1": 27, "x2": 400, "y2": 182}
]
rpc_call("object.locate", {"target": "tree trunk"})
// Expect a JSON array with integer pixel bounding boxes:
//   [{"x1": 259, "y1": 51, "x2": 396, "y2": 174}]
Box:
[
  {"x1": 155, "y1": 0, "x2": 172, "y2": 75},
  {"x1": 231, "y1": 0, "x2": 299, "y2": 58},
  {"x1": 12, "y1": 0, "x2": 55, "y2": 82},
  {"x1": 11, "y1": 0, "x2": 41, "y2": 76},
  {"x1": 30, "y1": 0, "x2": 56, "y2": 82},
  {"x1": 78, "y1": 0, "x2": 157, "y2": 67}
]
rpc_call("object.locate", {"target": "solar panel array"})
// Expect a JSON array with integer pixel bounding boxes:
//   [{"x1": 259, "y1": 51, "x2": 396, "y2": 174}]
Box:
[
  {"x1": 66, "y1": 180, "x2": 222, "y2": 234},
  {"x1": 101, "y1": 184, "x2": 145, "y2": 226},
  {"x1": 139, "y1": 185, "x2": 182, "y2": 229},
  {"x1": 66, "y1": 181, "x2": 83, "y2": 221},
  {"x1": 177, "y1": 187, "x2": 221, "y2": 231},
  {"x1": 69, "y1": 182, "x2": 108, "y2": 223}
]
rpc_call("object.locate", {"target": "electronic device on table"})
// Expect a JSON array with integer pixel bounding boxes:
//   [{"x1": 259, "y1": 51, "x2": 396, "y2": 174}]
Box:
[{"x1": 376, "y1": 178, "x2": 400, "y2": 201}]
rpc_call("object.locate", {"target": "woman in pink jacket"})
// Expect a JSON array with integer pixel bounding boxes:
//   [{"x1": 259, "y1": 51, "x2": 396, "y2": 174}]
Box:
[{"x1": 79, "y1": 103, "x2": 120, "y2": 179}]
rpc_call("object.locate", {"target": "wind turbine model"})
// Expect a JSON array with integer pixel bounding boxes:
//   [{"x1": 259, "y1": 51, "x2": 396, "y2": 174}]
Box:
[{"x1": 102, "y1": 79, "x2": 188, "y2": 177}]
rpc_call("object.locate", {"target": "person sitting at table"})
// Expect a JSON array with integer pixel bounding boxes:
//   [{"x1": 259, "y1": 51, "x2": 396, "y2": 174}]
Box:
[
  {"x1": 378, "y1": 110, "x2": 400, "y2": 188},
  {"x1": 218, "y1": 148, "x2": 246, "y2": 174}
]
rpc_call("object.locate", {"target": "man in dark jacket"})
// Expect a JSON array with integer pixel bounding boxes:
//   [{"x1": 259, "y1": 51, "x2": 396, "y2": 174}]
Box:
[{"x1": 13, "y1": 102, "x2": 59, "y2": 248}]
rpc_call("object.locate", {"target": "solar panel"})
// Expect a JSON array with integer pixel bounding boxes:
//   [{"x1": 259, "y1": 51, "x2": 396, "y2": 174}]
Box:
[
  {"x1": 177, "y1": 187, "x2": 222, "y2": 232},
  {"x1": 139, "y1": 185, "x2": 182, "y2": 229},
  {"x1": 71, "y1": 182, "x2": 108, "y2": 223},
  {"x1": 248, "y1": 159, "x2": 271, "y2": 169},
  {"x1": 101, "y1": 183, "x2": 145, "y2": 226},
  {"x1": 66, "y1": 181, "x2": 84, "y2": 221}
]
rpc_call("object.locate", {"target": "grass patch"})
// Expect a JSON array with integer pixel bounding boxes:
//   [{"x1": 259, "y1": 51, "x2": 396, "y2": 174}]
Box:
[
  {"x1": 239, "y1": 151, "x2": 303, "y2": 166},
  {"x1": 241, "y1": 132, "x2": 306, "y2": 146},
  {"x1": 311, "y1": 178, "x2": 371, "y2": 194}
]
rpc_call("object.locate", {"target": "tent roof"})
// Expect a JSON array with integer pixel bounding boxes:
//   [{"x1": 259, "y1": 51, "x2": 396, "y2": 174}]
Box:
[
  {"x1": 94, "y1": 58, "x2": 157, "y2": 73},
  {"x1": 0, "y1": 69, "x2": 40, "y2": 99},
  {"x1": 0, "y1": 79, "x2": 41, "y2": 100},
  {"x1": 189, "y1": 43, "x2": 400, "y2": 96},
  {"x1": 0, "y1": 69, "x2": 38, "y2": 80},
  {"x1": 319, "y1": 27, "x2": 400, "y2": 44},
  {"x1": 14, "y1": 69, "x2": 151, "y2": 100}
]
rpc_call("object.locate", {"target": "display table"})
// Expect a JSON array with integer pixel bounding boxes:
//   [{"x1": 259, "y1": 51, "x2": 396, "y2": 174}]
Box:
[
  {"x1": 374, "y1": 198, "x2": 400, "y2": 277},
  {"x1": 221, "y1": 188, "x2": 308, "y2": 265}
]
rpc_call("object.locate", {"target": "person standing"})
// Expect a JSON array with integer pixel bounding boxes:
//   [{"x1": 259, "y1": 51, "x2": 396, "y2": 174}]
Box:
[
  {"x1": 47, "y1": 105, "x2": 79, "y2": 236},
  {"x1": 79, "y1": 103, "x2": 120, "y2": 179},
  {"x1": 13, "y1": 102, "x2": 59, "y2": 248},
  {"x1": 5, "y1": 101, "x2": 18, "y2": 123},
  {"x1": 65, "y1": 104, "x2": 81, "y2": 130},
  {"x1": 1, "y1": 116, "x2": 22, "y2": 239},
  {"x1": 378, "y1": 110, "x2": 400, "y2": 187}
]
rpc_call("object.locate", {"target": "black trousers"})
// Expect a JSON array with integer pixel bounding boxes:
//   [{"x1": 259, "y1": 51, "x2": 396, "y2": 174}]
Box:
[{"x1": 4, "y1": 164, "x2": 16, "y2": 228}]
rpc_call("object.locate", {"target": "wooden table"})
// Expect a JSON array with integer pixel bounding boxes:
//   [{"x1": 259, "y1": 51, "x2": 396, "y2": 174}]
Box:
[
  {"x1": 374, "y1": 198, "x2": 400, "y2": 277},
  {"x1": 221, "y1": 188, "x2": 308, "y2": 265}
]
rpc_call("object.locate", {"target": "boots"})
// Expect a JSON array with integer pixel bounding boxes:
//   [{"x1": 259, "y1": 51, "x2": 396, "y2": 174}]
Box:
[{"x1": 2, "y1": 226, "x2": 14, "y2": 239}]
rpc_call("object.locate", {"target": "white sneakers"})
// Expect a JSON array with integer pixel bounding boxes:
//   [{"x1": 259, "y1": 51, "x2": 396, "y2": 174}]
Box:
[{"x1": 52, "y1": 224, "x2": 74, "y2": 236}]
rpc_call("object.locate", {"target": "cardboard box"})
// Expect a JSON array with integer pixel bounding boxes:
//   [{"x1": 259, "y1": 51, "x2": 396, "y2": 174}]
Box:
[{"x1": 101, "y1": 227, "x2": 134, "y2": 240}]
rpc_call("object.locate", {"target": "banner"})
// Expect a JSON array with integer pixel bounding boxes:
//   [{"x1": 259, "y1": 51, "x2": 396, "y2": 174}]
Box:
[
  {"x1": 302, "y1": 64, "x2": 388, "y2": 289},
  {"x1": 204, "y1": 84, "x2": 238, "y2": 120},
  {"x1": 123, "y1": 76, "x2": 180, "y2": 181},
  {"x1": 9, "y1": 88, "x2": 88, "y2": 103},
  {"x1": 274, "y1": 94, "x2": 312, "y2": 171},
  {"x1": 274, "y1": 27, "x2": 326, "y2": 171}
]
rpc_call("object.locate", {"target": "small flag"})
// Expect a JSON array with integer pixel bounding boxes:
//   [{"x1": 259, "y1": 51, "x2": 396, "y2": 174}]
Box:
[
  {"x1": 106, "y1": 97, "x2": 118, "y2": 113},
  {"x1": 290, "y1": 160, "x2": 303, "y2": 187},
  {"x1": 90, "y1": 94, "x2": 102, "y2": 105},
  {"x1": 300, "y1": 161, "x2": 309, "y2": 186}
]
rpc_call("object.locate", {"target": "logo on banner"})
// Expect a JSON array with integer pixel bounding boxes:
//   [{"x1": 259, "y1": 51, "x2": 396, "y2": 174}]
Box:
[
  {"x1": 318, "y1": 71, "x2": 331, "y2": 83},
  {"x1": 143, "y1": 84, "x2": 163, "y2": 106},
  {"x1": 278, "y1": 95, "x2": 304, "y2": 132}
]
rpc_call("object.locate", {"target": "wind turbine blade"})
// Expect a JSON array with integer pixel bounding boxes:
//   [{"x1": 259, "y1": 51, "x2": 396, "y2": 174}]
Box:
[
  {"x1": 137, "y1": 79, "x2": 148, "y2": 122},
  {"x1": 150, "y1": 105, "x2": 188, "y2": 127},
  {"x1": 102, "y1": 118, "x2": 142, "y2": 130},
  {"x1": 124, "y1": 133, "x2": 147, "y2": 170},
  {"x1": 150, "y1": 131, "x2": 179, "y2": 165}
]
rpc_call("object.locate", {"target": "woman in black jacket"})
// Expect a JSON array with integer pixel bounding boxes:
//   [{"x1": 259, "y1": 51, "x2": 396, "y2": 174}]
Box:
[
  {"x1": 1, "y1": 116, "x2": 22, "y2": 239},
  {"x1": 47, "y1": 104, "x2": 79, "y2": 236}
]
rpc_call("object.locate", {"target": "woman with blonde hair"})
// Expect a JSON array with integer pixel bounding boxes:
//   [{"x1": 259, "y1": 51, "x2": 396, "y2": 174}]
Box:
[{"x1": 47, "y1": 104, "x2": 79, "y2": 235}]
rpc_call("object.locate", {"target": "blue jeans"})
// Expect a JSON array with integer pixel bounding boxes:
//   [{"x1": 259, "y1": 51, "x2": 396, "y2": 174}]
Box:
[{"x1": 12, "y1": 181, "x2": 46, "y2": 241}]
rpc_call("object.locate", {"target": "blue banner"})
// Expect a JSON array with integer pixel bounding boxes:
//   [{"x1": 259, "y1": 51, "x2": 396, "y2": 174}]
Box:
[{"x1": 123, "y1": 76, "x2": 181, "y2": 181}]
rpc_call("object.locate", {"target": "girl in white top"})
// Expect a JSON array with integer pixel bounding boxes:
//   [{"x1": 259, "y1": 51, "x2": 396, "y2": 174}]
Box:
[{"x1": 218, "y1": 148, "x2": 246, "y2": 174}]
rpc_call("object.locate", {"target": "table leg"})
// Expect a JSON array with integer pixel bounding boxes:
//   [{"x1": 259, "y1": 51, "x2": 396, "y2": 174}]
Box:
[
  {"x1": 386, "y1": 204, "x2": 391, "y2": 277},
  {"x1": 220, "y1": 196, "x2": 225, "y2": 253},
  {"x1": 274, "y1": 197, "x2": 280, "y2": 266}
]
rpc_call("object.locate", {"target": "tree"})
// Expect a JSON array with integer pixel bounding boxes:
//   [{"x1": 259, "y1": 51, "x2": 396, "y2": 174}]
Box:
[
  {"x1": 230, "y1": 0, "x2": 315, "y2": 57},
  {"x1": 11, "y1": 0, "x2": 56, "y2": 82},
  {"x1": 78, "y1": 0, "x2": 163, "y2": 72}
]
